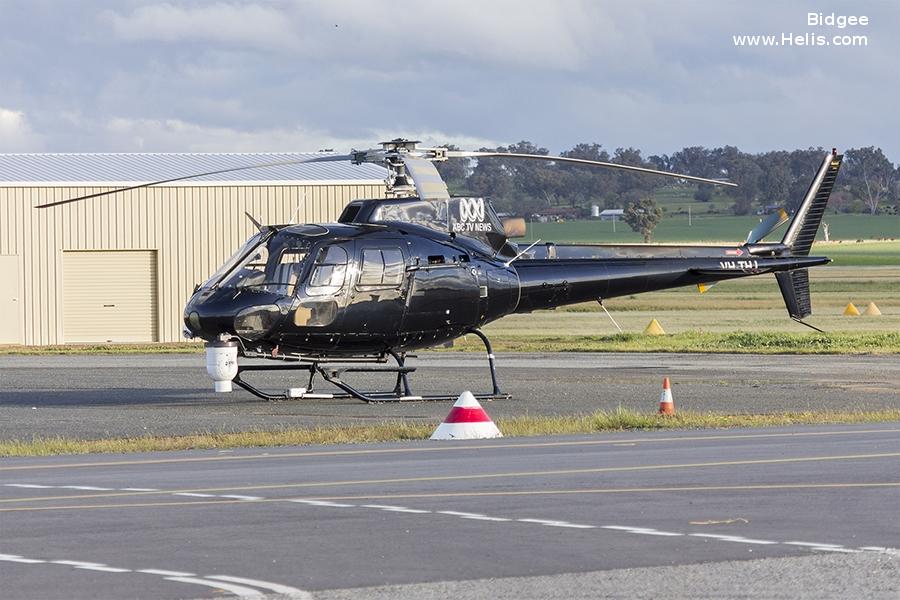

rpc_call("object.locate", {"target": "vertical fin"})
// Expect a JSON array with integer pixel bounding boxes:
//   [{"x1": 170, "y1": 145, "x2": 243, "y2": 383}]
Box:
[
  {"x1": 775, "y1": 269, "x2": 811, "y2": 319},
  {"x1": 781, "y1": 151, "x2": 843, "y2": 256}
]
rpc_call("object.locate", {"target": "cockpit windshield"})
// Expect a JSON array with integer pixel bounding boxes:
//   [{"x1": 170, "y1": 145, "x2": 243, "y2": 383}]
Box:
[{"x1": 203, "y1": 231, "x2": 313, "y2": 297}]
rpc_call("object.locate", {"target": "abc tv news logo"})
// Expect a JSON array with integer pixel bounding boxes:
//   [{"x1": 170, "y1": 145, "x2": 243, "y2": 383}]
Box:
[{"x1": 453, "y1": 198, "x2": 492, "y2": 233}]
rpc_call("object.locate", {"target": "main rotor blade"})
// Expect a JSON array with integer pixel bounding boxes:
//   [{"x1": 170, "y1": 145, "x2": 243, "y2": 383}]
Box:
[
  {"x1": 446, "y1": 151, "x2": 737, "y2": 188},
  {"x1": 400, "y1": 155, "x2": 450, "y2": 201},
  {"x1": 35, "y1": 154, "x2": 354, "y2": 208}
]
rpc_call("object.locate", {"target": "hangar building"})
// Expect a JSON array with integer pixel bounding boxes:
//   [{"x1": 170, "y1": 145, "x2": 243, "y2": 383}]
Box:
[{"x1": 0, "y1": 153, "x2": 387, "y2": 345}]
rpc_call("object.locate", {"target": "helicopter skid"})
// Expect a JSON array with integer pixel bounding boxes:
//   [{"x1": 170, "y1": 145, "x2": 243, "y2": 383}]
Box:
[
  {"x1": 231, "y1": 362, "x2": 509, "y2": 403},
  {"x1": 231, "y1": 329, "x2": 508, "y2": 403}
]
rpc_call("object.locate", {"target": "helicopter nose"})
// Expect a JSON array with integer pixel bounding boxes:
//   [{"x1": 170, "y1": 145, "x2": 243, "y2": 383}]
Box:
[
  {"x1": 183, "y1": 288, "x2": 234, "y2": 340},
  {"x1": 184, "y1": 287, "x2": 290, "y2": 341}
]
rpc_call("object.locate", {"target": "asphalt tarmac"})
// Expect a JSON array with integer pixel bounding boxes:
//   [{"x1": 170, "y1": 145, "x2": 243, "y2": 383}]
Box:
[
  {"x1": 1, "y1": 352, "x2": 899, "y2": 440},
  {"x1": 1, "y1": 425, "x2": 899, "y2": 599}
]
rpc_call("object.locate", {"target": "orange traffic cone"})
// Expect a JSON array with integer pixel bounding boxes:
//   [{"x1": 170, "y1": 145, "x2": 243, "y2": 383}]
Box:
[{"x1": 658, "y1": 377, "x2": 675, "y2": 415}]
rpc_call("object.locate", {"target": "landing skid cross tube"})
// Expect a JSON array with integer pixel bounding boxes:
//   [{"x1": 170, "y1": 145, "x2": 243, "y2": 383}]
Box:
[{"x1": 230, "y1": 329, "x2": 510, "y2": 403}]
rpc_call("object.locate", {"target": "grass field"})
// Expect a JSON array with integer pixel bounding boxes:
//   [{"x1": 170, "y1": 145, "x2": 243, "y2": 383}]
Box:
[
  {"x1": 525, "y1": 214, "x2": 900, "y2": 245},
  {"x1": 5, "y1": 408, "x2": 900, "y2": 456}
]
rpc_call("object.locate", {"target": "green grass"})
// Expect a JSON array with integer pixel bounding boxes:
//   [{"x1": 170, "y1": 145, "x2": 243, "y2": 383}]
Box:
[
  {"x1": 0, "y1": 343, "x2": 204, "y2": 355},
  {"x1": 821, "y1": 241, "x2": 900, "y2": 266},
  {"x1": 524, "y1": 214, "x2": 900, "y2": 244},
  {"x1": 450, "y1": 331, "x2": 900, "y2": 354},
  {"x1": 4, "y1": 408, "x2": 899, "y2": 456}
]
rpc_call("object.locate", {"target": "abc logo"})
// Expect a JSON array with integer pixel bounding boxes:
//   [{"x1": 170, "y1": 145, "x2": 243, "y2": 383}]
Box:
[{"x1": 459, "y1": 198, "x2": 486, "y2": 222}]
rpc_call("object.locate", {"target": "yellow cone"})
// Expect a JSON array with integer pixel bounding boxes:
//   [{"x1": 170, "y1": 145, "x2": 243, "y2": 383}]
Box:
[
  {"x1": 863, "y1": 302, "x2": 882, "y2": 316},
  {"x1": 842, "y1": 302, "x2": 860, "y2": 316},
  {"x1": 644, "y1": 319, "x2": 666, "y2": 335}
]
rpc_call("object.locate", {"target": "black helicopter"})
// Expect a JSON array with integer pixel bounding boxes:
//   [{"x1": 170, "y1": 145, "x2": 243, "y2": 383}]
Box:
[{"x1": 38, "y1": 139, "x2": 842, "y2": 402}]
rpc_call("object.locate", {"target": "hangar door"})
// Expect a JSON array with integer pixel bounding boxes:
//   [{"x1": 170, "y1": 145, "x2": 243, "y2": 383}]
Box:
[
  {"x1": 0, "y1": 256, "x2": 21, "y2": 344},
  {"x1": 63, "y1": 250, "x2": 159, "y2": 343}
]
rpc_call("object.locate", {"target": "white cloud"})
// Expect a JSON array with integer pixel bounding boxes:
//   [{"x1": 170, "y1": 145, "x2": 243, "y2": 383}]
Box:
[
  {"x1": 1, "y1": 2, "x2": 896, "y2": 158},
  {"x1": 102, "y1": 117, "x2": 504, "y2": 153},
  {"x1": 304, "y1": 1, "x2": 593, "y2": 71},
  {"x1": 102, "y1": 2, "x2": 301, "y2": 52},
  {"x1": 0, "y1": 107, "x2": 42, "y2": 152}
]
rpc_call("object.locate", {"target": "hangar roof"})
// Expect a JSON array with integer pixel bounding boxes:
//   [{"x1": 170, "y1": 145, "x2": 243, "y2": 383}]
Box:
[{"x1": 0, "y1": 152, "x2": 388, "y2": 186}]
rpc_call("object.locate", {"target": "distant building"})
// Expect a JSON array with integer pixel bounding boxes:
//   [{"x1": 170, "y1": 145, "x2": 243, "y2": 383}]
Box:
[
  {"x1": 0, "y1": 153, "x2": 387, "y2": 345},
  {"x1": 599, "y1": 208, "x2": 624, "y2": 221}
]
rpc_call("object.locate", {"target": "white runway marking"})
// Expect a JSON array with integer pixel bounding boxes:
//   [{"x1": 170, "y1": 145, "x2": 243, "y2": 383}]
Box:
[
  {"x1": 165, "y1": 576, "x2": 265, "y2": 598},
  {"x1": 173, "y1": 492, "x2": 217, "y2": 498},
  {"x1": 206, "y1": 574, "x2": 313, "y2": 598},
  {"x1": 77, "y1": 565, "x2": 132, "y2": 572},
  {"x1": 5, "y1": 483, "x2": 52, "y2": 488},
  {"x1": 290, "y1": 499, "x2": 355, "y2": 508},
  {"x1": 438, "y1": 510, "x2": 494, "y2": 519},
  {"x1": 601, "y1": 526, "x2": 683, "y2": 536},
  {"x1": 51, "y1": 560, "x2": 108, "y2": 567},
  {"x1": 362, "y1": 504, "x2": 430, "y2": 513},
  {"x1": 137, "y1": 568, "x2": 196, "y2": 577},
  {"x1": 4, "y1": 483, "x2": 160, "y2": 492},
  {"x1": 690, "y1": 533, "x2": 778, "y2": 545},
  {"x1": 781, "y1": 541, "x2": 861, "y2": 553},
  {"x1": 518, "y1": 518, "x2": 596, "y2": 529},
  {"x1": 219, "y1": 495, "x2": 263, "y2": 501},
  {"x1": 0, "y1": 554, "x2": 45, "y2": 564},
  {"x1": 3, "y1": 552, "x2": 311, "y2": 598}
]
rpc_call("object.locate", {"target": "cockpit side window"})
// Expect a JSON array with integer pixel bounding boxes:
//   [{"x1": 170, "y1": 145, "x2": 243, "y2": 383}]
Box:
[
  {"x1": 382, "y1": 249, "x2": 404, "y2": 286},
  {"x1": 307, "y1": 245, "x2": 348, "y2": 296},
  {"x1": 358, "y1": 248, "x2": 405, "y2": 288},
  {"x1": 268, "y1": 249, "x2": 307, "y2": 296}
]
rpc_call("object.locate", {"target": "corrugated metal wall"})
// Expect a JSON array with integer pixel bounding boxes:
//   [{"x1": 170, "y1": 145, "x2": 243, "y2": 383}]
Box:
[{"x1": 0, "y1": 182, "x2": 386, "y2": 345}]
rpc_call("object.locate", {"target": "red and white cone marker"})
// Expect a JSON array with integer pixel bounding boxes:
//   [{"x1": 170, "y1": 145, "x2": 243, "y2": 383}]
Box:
[
  {"x1": 430, "y1": 391, "x2": 503, "y2": 440},
  {"x1": 658, "y1": 377, "x2": 676, "y2": 415}
]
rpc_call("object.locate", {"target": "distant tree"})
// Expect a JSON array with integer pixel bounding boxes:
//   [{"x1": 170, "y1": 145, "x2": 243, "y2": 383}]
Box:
[
  {"x1": 433, "y1": 144, "x2": 469, "y2": 192},
  {"x1": 760, "y1": 162, "x2": 792, "y2": 207},
  {"x1": 845, "y1": 147, "x2": 896, "y2": 214},
  {"x1": 559, "y1": 143, "x2": 615, "y2": 208},
  {"x1": 670, "y1": 146, "x2": 712, "y2": 177},
  {"x1": 714, "y1": 146, "x2": 762, "y2": 215},
  {"x1": 694, "y1": 184, "x2": 713, "y2": 202},
  {"x1": 623, "y1": 197, "x2": 663, "y2": 243},
  {"x1": 467, "y1": 141, "x2": 551, "y2": 215},
  {"x1": 437, "y1": 141, "x2": 897, "y2": 217}
]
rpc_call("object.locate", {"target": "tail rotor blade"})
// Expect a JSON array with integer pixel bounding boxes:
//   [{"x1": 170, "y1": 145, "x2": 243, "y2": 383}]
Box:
[{"x1": 746, "y1": 208, "x2": 789, "y2": 244}]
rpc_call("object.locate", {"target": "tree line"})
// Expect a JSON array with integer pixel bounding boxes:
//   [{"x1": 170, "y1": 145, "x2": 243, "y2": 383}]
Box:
[{"x1": 435, "y1": 142, "x2": 899, "y2": 218}]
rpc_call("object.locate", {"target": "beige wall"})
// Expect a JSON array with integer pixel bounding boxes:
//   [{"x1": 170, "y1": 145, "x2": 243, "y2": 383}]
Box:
[{"x1": 0, "y1": 182, "x2": 386, "y2": 345}]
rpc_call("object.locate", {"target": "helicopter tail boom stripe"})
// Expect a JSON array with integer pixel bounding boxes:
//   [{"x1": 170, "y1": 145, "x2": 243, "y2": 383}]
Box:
[{"x1": 781, "y1": 151, "x2": 843, "y2": 256}]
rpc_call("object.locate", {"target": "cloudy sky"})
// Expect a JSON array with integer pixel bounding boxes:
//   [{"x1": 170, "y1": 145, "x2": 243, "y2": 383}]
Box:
[{"x1": 1, "y1": 1, "x2": 897, "y2": 160}]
